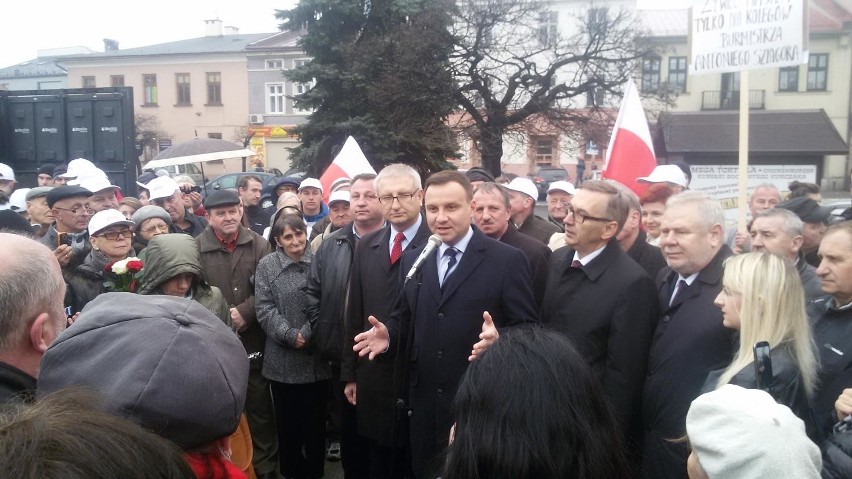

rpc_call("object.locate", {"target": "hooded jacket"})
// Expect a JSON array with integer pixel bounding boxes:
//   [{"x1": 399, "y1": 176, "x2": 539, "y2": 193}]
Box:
[{"x1": 136, "y1": 234, "x2": 230, "y2": 326}]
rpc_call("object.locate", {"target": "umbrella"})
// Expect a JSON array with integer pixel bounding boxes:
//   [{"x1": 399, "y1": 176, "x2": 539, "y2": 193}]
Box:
[{"x1": 145, "y1": 138, "x2": 255, "y2": 169}]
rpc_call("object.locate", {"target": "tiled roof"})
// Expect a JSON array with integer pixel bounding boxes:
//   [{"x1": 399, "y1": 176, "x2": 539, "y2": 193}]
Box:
[
  {"x1": 657, "y1": 109, "x2": 848, "y2": 154},
  {"x1": 641, "y1": 0, "x2": 852, "y2": 38},
  {"x1": 63, "y1": 33, "x2": 277, "y2": 60},
  {"x1": 0, "y1": 58, "x2": 67, "y2": 79}
]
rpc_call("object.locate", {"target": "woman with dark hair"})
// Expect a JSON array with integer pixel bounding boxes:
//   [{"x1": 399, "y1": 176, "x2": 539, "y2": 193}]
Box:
[
  {"x1": 441, "y1": 326, "x2": 631, "y2": 479},
  {"x1": 787, "y1": 181, "x2": 821, "y2": 203},
  {"x1": 256, "y1": 213, "x2": 330, "y2": 479},
  {"x1": 640, "y1": 183, "x2": 677, "y2": 246}
]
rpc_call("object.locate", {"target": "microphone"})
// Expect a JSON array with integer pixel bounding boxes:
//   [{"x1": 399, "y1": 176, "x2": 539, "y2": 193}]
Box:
[{"x1": 405, "y1": 234, "x2": 442, "y2": 282}]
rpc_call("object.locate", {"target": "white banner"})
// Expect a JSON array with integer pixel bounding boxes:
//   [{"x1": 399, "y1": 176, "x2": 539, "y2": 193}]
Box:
[
  {"x1": 689, "y1": 164, "x2": 817, "y2": 226},
  {"x1": 690, "y1": 0, "x2": 806, "y2": 75}
]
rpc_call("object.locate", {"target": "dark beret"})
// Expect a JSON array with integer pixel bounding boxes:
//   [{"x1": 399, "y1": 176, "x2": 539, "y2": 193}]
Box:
[
  {"x1": 274, "y1": 176, "x2": 301, "y2": 190},
  {"x1": 465, "y1": 167, "x2": 495, "y2": 183},
  {"x1": 45, "y1": 185, "x2": 93, "y2": 208},
  {"x1": 37, "y1": 163, "x2": 56, "y2": 176},
  {"x1": 777, "y1": 196, "x2": 832, "y2": 224},
  {"x1": 0, "y1": 210, "x2": 34, "y2": 236},
  {"x1": 203, "y1": 189, "x2": 241, "y2": 210}
]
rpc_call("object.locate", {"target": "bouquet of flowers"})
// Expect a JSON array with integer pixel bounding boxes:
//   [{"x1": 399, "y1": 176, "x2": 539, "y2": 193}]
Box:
[{"x1": 104, "y1": 257, "x2": 144, "y2": 292}]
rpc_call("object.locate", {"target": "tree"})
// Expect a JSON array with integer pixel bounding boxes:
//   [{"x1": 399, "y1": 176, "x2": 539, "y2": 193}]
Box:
[
  {"x1": 450, "y1": 0, "x2": 658, "y2": 176},
  {"x1": 135, "y1": 113, "x2": 167, "y2": 163},
  {"x1": 277, "y1": 0, "x2": 459, "y2": 177}
]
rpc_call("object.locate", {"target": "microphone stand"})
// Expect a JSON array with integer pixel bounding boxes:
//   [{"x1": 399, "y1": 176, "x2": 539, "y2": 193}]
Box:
[{"x1": 388, "y1": 269, "x2": 422, "y2": 478}]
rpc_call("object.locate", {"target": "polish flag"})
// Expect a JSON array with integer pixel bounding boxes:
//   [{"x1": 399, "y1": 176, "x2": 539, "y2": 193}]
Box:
[
  {"x1": 319, "y1": 136, "x2": 376, "y2": 200},
  {"x1": 603, "y1": 79, "x2": 657, "y2": 195}
]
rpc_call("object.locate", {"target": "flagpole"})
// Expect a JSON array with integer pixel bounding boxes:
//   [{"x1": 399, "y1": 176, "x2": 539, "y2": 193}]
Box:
[{"x1": 737, "y1": 70, "x2": 749, "y2": 233}]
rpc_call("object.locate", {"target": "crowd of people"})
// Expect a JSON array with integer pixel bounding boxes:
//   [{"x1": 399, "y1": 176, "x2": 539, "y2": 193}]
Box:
[{"x1": 1, "y1": 157, "x2": 852, "y2": 479}]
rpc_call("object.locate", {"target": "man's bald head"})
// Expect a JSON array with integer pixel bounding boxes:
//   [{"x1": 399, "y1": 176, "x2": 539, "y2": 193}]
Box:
[{"x1": 0, "y1": 233, "x2": 67, "y2": 377}]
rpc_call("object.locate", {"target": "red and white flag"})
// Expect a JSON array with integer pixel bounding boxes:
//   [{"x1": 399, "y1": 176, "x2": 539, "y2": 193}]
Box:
[
  {"x1": 603, "y1": 79, "x2": 657, "y2": 195},
  {"x1": 319, "y1": 136, "x2": 376, "y2": 200}
]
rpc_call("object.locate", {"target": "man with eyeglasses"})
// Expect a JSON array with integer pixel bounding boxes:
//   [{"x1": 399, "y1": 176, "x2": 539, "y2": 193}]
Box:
[
  {"x1": 505, "y1": 177, "x2": 561, "y2": 245},
  {"x1": 305, "y1": 173, "x2": 384, "y2": 479},
  {"x1": 540, "y1": 180, "x2": 658, "y2": 467},
  {"x1": 144, "y1": 176, "x2": 208, "y2": 237},
  {"x1": 343, "y1": 164, "x2": 431, "y2": 479},
  {"x1": 39, "y1": 186, "x2": 95, "y2": 270}
]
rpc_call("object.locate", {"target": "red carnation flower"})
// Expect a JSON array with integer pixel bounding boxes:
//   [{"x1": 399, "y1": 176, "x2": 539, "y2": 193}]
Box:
[
  {"x1": 104, "y1": 262, "x2": 116, "y2": 273},
  {"x1": 126, "y1": 260, "x2": 144, "y2": 273}
]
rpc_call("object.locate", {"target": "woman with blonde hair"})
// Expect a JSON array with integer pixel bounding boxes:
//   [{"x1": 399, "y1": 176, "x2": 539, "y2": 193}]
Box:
[{"x1": 704, "y1": 251, "x2": 818, "y2": 430}]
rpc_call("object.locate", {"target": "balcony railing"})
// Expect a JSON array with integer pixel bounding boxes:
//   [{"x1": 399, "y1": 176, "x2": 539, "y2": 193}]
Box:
[{"x1": 701, "y1": 90, "x2": 765, "y2": 110}]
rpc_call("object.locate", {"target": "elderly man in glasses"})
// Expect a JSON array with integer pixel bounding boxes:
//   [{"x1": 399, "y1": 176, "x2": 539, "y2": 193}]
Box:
[
  {"x1": 39, "y1": 186, "x2": 95, "y2": 270},
  {"x1": 540, "y1": 180, "x2": 659, "y2": 466}
]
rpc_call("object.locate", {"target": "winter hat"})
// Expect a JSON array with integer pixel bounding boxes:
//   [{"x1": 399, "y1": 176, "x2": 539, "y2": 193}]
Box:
[
  {"x1": 637, "y1": 165, "x2": 689, "y2": 188},
  {"x1": 37, "y1": 293, "x2": 249, "y2": 450},
  {"x1": 131, "y1": 205, "x2": 173, "y2": 229},
  {"x1": 506, "y1": 177, "x2": 538, "y2": 201},
  {"x1": 686, "y1": 384, "x2": 821, "y2": 478},
  {"x1": 0, "y1": 210, "x2": 34, "y2": 236}
]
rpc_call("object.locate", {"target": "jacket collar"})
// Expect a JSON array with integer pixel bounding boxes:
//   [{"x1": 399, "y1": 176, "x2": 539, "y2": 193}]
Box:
[
  {"x1": 197, "y1": 225, "x2": 255, "y2": 253},
  {"x1": 563, "y1": 237, "x2": 622, "y2": 282}
]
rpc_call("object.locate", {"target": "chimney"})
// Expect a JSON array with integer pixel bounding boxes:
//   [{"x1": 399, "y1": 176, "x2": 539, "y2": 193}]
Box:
[
  {"x1": 103, "y1": 38, "x2": 119, "y2": 51},
  {"x1": 224, "y1": 26, "x2": 240, "y2": 35},
  {"x1": 204, "y1": 19, "x2": 223, "y2": 37}
]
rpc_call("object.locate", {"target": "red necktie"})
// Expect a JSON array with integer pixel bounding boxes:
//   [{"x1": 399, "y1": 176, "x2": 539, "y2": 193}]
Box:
[{"x1": 390, "y1": 231, "x2": 405, "y2": 265}]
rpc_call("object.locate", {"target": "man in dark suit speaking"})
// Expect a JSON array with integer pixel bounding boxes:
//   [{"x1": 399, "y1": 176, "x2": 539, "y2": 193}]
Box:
[{"x1": 353, "y1": 170, "x2": 538, "y2": 478}]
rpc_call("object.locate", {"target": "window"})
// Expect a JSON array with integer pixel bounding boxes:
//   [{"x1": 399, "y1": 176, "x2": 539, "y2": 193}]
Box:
[
  {"x1": 807, "y1": 54, "x2": 828, "y2": 91},
  {"x1": 533, "y1": 136, "x2": 555, "y2": 164},
  {"x1": 82, "y1": 76, "x2": 96, "y2": 88},
  {"x1": 779, "y1": 66, "x2": 798, "y2": 92},
  {"x1": 175, "y1": 73, "x2": 191, "y2": 105},
  {"x1": 143, "y1": 74, "x2": 158, "y2": 105},
  {"x1": 641, "y1": 57, "x2": 661, "y2": 93},
  {"x1": 266, "y1": 59, "x2": 283, "y2": 70},
  {"x1": 668, "y1": 56, "x2": 687, "y2": 92},
  {"x1": 267, "y1": 83, "x2": 285, "y2": 113},
  {"x1": 586, "y1": 78, "x2": 604, "y2": 107},
  {"x1": 293, "y1": 60, "x2": 314, "y2": 114},
  {"x1": 206, "y1": 72, "x2": 222, "y2": 105},
  {"x1": 538, "y1": 11, "x2": 558, "y2": 46},
  {"x1": 207, "y1": 132, "x2": 222, "y2": 139},
  {"x1": 588, "y1": 8, "x2": 608, "y2": 39},
  {"x1": 110, "y1": 75, "x2": 124, "y2": 87}
]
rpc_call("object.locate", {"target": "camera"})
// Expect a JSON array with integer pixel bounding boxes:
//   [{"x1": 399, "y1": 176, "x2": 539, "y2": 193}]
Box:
[
  {"x1": 180, "y1": 185, "x2": 202, "y2": 194},
  {"x1": 57, "y1": 232, "x2": 72, "y2": 247}
]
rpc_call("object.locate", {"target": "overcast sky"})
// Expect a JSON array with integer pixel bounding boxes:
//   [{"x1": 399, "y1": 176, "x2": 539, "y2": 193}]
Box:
[
  {"x1": 0, "y1": 0, "x2": 298, "y2": 68},
  {"x1": 1, "y1": 0, "x2": 687, "y2": 69}
]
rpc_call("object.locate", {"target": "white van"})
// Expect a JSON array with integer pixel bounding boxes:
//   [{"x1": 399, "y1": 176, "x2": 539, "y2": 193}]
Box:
[{"x1": 145, "y1": 163, "x2": 206, "y2": 186}]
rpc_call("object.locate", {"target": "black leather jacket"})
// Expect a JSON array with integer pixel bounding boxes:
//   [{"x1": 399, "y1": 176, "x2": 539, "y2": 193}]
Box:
[
  {"x1": 304, "y1": 223, "x2": 357, "y2": 364},
  {"x1": 702, "y1": 343, "x2": 814, "y2": 437}
]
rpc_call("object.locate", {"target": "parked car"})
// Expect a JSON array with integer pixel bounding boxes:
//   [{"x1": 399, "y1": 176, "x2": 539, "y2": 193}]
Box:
[
  {"x1": 149, "y1": 163, "x2": 207, "y2": 186},
  {"x1": 203, "y1": 171, "x2": 281, "y2": 209},
  {"x1": 529, "y1": 166, "x2": 570, "y2": 199}
]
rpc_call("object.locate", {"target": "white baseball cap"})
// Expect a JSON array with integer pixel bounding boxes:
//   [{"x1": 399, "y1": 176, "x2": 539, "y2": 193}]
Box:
[
  {"x1": 547, "y1": 180, "x2": 576, "y2": 195},
  {"x1": 0, "y1": 163, "x2": 16, "y2": 182},
  {"x1": 299, "y1": 177, "x2": 323, "y2": 193},
  {"x1": 328, "y1": 190, "x2": 350, "y2": 206},
  {"x1": 637, "y1": 165, "x2": 688, "y2": 188},
  {"x1": 88, "y1": 209, "x2": 135, "y2": 236},
  {"x1": 7, "y1": 188, "x2": 30, "y2": 212},
  {"x1": 59, "y1": 158, "x2": 98, "y2": 179},
  {"x1": 145, "y1": 176, "x2": 180, "y2": 201},
  {"x1": 76, "y1": 173, "x2": 120, "y2": 194},
  {"x1": 506, "y1": 177, "x2": 538, "y2": 201}
]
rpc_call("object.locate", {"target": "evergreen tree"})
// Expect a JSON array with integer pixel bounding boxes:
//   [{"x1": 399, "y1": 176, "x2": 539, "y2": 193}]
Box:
[{"x1": 278, "y1": 0, "x2": 459, "y2": 177}]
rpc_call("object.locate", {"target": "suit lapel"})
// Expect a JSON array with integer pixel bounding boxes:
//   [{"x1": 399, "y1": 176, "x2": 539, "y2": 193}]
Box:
[{"x1": 439, "y1": 232, "x2": 486, "y2": 306}]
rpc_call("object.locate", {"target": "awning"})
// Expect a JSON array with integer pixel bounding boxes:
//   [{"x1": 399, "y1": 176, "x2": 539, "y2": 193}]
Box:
[{"x1": 657, "y1": 109, "x2": 848, "y2": 155}]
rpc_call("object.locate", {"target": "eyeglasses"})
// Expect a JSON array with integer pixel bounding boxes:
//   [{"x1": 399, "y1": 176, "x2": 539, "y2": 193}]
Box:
[
  {"x1": 54, "y1": 206, "x2": 94, "y2": 216},
  {"x1": 378, "y1": 190, "x2": 419, "y2": 204},
  {"x1": 141, "y1": 224, "x2": 170, "y2": 235},
  {"x1": 95, "y1": 229, "x2": 133, "y2": 241},
  {"x1": 565, "y1": 205, "x2": 613, "y2": 224}
]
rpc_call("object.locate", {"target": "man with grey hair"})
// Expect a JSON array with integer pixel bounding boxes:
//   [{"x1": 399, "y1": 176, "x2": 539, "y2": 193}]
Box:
[
  {"x1": 728, "y1": 183, "x2": 782, "y2": 254},
  {"x1": 343, "y1": 163, "x2": 430, "y2": 478},
  {"x1": 0, "y1": 233, "x2": 67, "y2": 403},
  {"x1": 540, "y1": 180, "x2": 658, "y2": 460},
  {"x1": 612, "y1": 181, "x2": 666, "y2": 279},
  {"x1": 750, "y1": 208, "x2": 822, "y2": 302},
  {"x1": 642, "y1": 191, "x2": 734, "y2": 479}
]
